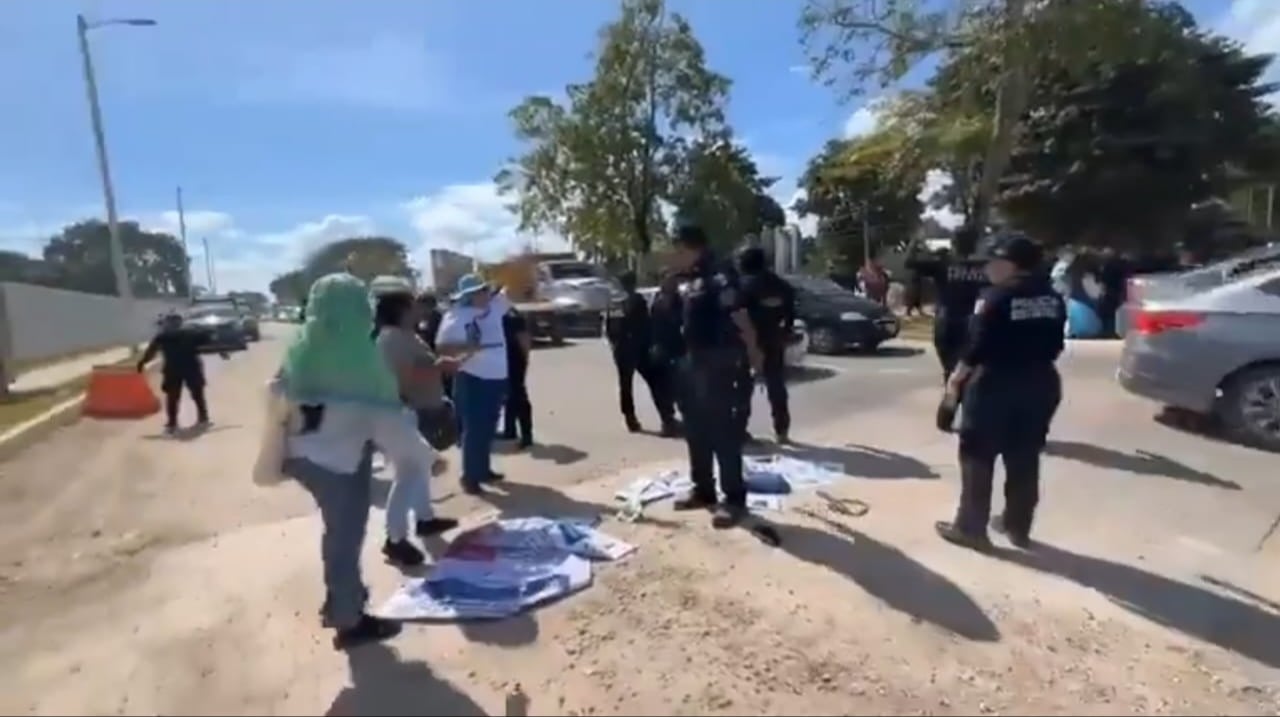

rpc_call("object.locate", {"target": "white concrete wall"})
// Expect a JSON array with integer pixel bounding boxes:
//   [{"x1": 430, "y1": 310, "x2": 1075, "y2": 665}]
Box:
[{"x1": 0, "y1": 283, "x2": 186, "y2": 365}]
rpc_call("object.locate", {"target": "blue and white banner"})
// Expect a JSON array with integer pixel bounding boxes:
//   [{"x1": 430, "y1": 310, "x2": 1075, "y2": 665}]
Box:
[{"x1": 378, "y1": 517, "x2": 634, "y2": 621}]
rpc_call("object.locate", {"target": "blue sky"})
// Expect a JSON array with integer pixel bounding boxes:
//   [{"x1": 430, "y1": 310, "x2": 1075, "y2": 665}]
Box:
[{"x1": 0, "y1": 0, "x2": 1268, "y2": 292}]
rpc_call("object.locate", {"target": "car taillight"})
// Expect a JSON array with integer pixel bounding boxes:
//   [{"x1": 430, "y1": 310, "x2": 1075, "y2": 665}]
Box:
[{"x1": 1133, "y1": 309, "x2": 1204, "y2": 336}]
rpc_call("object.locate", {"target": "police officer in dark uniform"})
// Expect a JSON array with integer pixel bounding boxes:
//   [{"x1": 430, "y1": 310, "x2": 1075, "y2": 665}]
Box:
[
  {"x1": 648, "y1": 272, "x2": 686, "y2": 409},
  {"x1": 934, "y1": 233, "x2": 1065, "y2": 551},
  {"x1": 906, "y1": 225, "x2": 989, "y2": 380},
  {"x1": 137, "y1": 311, "x2": 229, "y2": 434},
  {"x1": 605, "y1": 271, "x2": 678, "y2": 436},
  {"x1": 669, "y1": 225, "x2": 765, "y2": 529},
  {"x1": 735, "y1": 246, "x2": 796, "y2": 443}
]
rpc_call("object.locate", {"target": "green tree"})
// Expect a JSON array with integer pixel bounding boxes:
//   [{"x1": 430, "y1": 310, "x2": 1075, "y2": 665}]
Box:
[
  {"x1": 668, "y1": 140, "x2": 786, "y2": 251},
  {"x1": 799, "y1": 0, "x2": 1180, "y2": 231},
  {"x1": 268, "y1": 270, "x2": 309, "y2": 304},
  {"x1": 794, "y1": 134, "x2": 924, "y2": 275},
  {"x1": 497, "y1": 0, "x2": 731, "y2": 261},
  {"x1": 996, "y1": 6, "x2": 1278, "y2": 252},
  {"x1": 302, "y1": 237, "x2": 416, "y2": 284},
  {"x1": 41, "y1": 219, "x2": 190, "y2": 297}
]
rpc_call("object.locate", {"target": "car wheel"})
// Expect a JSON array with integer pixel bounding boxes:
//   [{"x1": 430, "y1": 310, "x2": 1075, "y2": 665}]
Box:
[
  {"x1": 1219, "y1": 364, "x2": 1280, "y2": 452},
  {"x1": 807, "y1": 327, "x2": 841, "y2": 355}
]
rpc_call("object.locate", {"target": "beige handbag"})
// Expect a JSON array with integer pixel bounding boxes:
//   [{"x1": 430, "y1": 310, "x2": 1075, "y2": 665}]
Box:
[{"x1": 252, "y1": 381, "x2": 292, "y2": 487}]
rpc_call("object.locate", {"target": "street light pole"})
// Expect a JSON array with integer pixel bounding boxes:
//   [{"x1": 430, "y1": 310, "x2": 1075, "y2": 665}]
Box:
[{"x1": 76, "y1": 14, "x2": 130, "y2": 302}]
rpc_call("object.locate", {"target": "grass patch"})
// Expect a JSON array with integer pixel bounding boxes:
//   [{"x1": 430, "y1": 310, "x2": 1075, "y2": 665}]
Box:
[{"x1": 0, "y1": 356, "x2": 136, "y2": 434}]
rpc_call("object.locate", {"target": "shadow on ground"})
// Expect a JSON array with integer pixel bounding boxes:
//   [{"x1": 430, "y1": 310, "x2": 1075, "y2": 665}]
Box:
[
  {"x1": 141, "y1": 423, "x2": 239, "y2": 442},
  {"x1": 495, "y1": 440, "x2": 589, "y2": 465},
  {"x1": 531, "y1": 339, "x2": 577, "y2": 351},
  {"x1": 864, "y1": 345, "x2": 926, "y2": 359},
  {"x1": 778, "y1": 513, "x2": 999, "y2": 642},
  {"x1": 993, "y1": 543, "x2": 1280, "y2": 669},
  {"x1": 1044, "y1": 439, "x2": 1239, "y2": 490},
  {"x1": 779, "y1": 441, "x2": 939, "y2": 480},
  {"x1": 326, "y1": 643, "x2": 488, "y2": 716},
  {"x1": 785, "y1": 365, "x2": 839, "y2": 385}
]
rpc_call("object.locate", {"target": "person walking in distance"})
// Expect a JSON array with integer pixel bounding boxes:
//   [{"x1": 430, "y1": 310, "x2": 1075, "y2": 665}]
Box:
[
  {"x1": 137, "y1": 310, "x2": 227, "y2": 434},
  {"x1": 668, "y1": 224, "x2": 765, "y2": 529},
  {"x1": 604, "y1": 270, "x2": 679, "y2": 436},
  {"x1": 735, "y1": 246, "x2": 797, "y2": 444},
  {"x1": 500, "y1": 303, "x2": 534, "y2": 448}
]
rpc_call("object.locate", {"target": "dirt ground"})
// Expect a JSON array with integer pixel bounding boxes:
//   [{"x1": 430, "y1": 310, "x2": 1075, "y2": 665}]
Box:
[{"x1": 1, "y1": 335, "x2": 1278, "y2": 716}]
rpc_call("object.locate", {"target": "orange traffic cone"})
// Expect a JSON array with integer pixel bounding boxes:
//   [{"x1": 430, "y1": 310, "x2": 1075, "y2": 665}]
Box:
[{"x1": 83, "y1": 365, "x2": 161, "y2": 419}]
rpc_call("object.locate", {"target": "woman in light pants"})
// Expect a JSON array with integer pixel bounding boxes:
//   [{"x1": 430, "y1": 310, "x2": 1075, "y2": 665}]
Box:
[
  {"x1": 275, "y1": 273, "x2": 444, "y2": 650},
  {"x1": 372, "y1": 290, "x2": 462, "y2": 567}
]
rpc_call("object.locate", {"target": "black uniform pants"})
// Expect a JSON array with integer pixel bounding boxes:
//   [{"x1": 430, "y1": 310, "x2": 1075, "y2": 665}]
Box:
[
  {"x1": 735, "y1": 341, "x2": 789, "y2": 436},
  {"x1": 679, "y1": 349, "x2": 746, "y2": 506},
  {"x1": 162, "y1": 373, "x2": 208, "y2": 427},
  {"x1": 933, "y1": 319, "x2": 969, "y2": 382},
  {"x1": 502, "y1": 369, "x2": 532, "y2": 441},
  {"x1": 612, "y1": 348, "x2": 675, "y2": 424},
  {"x1": 954, "y1": 367, "x2": 1061, "y2": 538}
]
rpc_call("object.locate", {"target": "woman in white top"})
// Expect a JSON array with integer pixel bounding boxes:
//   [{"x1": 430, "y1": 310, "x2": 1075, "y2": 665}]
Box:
[
  {"x1": 435, "y1": 274, "x2": 512, "y2": 493},
  {"x1": 272, "y1": 273, "x2": 443, "y2": 650}
]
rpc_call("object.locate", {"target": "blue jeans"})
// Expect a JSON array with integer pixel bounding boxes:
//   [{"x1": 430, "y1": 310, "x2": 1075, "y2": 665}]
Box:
[
  {"x1": 454, "y1": 373, "x2": 506, "y2": 486},
  {"x1": 286, "y1": 447, "x2": 373, "y2": 630}
]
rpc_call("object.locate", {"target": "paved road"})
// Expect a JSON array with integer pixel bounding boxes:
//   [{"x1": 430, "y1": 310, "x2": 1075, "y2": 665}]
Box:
[{"x1": 3, "y1": 322, "x2": 1280, "y2": 714}]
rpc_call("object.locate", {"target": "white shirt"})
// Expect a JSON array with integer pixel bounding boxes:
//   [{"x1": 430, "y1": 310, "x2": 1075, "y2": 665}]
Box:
[
  {"x1": 435, "y1": 293, "x2": 512, "y2": 380},
  {"x1": 283, "y1": 399, "x2": 436, "y2": 477}
]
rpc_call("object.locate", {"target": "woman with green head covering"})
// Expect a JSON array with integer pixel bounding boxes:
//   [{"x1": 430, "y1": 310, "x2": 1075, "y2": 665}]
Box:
[{"x1": 273, "y1": 272, "x2": 444, "y2": 650}]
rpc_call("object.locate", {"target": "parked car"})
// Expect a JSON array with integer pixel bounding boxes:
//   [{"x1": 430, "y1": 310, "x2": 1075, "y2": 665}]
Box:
[
  {"x1": 783, "y1": 275, "x2": 900, "y2": 354},
  {"x1": 1122, "y1": 243, "x2": 1280, "y2": 329},
  {"x1": 183, "y1": 307, "x2": 249, "y2": 352},
  {"x1": 239, "y1": 312, "x2": 261, "y2": 342},
  {"x1": 1118, "y1": 267, "x2": 1280, "y2": 451}
]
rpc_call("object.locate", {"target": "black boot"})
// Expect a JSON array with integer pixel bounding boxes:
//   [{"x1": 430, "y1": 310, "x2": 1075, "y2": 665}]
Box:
[
  {"x1": 382, "y1": 539, "x2": 425, "y2": 567},
  {"x1": 333, "y1": 614, "x2": 402, "y2": 650}
]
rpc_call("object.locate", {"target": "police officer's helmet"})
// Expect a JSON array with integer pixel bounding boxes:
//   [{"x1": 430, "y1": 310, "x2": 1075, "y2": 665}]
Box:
[
  {"x1": 982, "y1": 232, "x2": 1044, "y2": 271},
  {"x1": 736, "y1": 246, "x2": 767, "y2": 273}
]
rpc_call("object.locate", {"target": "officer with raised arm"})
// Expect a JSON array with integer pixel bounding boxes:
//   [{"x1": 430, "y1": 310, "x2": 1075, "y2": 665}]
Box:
[
  {"x1": 668, "y1": 224, "x2": 764, "y2": 529},
  {"x1": 934, "y1": 233, "x2": 1065, "y2": 551},
  {"x1": 906, "y1": 225, "x2": 989, "y2": 380}
]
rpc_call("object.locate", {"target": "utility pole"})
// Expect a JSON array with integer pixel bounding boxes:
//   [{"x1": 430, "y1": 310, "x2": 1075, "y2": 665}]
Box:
[
  {"x1": 202, "y1": 237, "x2": 216, "y2": 294},
  {"x1": 175, "y1": 186, "x2": 192, "y2": 298}
]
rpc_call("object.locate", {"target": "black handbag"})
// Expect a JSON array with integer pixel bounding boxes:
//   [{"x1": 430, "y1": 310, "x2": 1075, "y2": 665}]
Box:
[{"x1": 417, "y1": 400, "x2": 459, "y2": 450}]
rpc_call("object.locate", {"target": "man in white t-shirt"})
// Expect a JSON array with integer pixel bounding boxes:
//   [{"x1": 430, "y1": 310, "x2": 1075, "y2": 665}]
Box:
[{"x1": 435, "y1": 274, "x2": 512, "y2": 493}]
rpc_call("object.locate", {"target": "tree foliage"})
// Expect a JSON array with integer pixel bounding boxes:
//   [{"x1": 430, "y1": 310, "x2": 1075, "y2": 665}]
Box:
[
  {"x1": 668, "y1": 140, "x2": 786, "y2": 252},
  {"x1": 269, "y1": 236, "x2": 416, "y2": 304},
  {"x1": 794, "y1": 134, "x2": 924, "y2": 274},
  {"x1": 799, "y1": 0, "x2": 1190, "y2": 231},
  {"x1": 20, "y1": 219, "x2": 191, "y2": 297},
  {"x1": 268, "y1": 270, "x2": 309, "y2": 304},
  {"x1": 497, "y1": 0, "x2": 735, "y2": 261}
]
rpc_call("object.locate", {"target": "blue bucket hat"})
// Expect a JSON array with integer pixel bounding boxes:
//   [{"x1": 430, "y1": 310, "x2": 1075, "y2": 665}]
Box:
[{"x1": 451, "y1": 273, "x2": 491, "y2": 301}]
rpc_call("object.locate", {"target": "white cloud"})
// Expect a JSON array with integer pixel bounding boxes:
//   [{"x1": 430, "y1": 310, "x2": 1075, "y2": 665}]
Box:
[
  {"x1": 918, "y1": 169, "x2": 965, "y2": 231},
  {"x1": 788, "y1": 63, "x2": 812, "y2": 76},
  {"x1": 402, "y1": 181, "x2": 570, "y2": 273},
  {"x1": 1217, "y1": 0, "x2": 1280, "y2": 56}
]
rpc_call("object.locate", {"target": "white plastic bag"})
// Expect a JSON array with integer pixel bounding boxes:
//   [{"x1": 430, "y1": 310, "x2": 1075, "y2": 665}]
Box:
[{"x1": 252, "y1": 381, "x2": 291, "y2": 487}]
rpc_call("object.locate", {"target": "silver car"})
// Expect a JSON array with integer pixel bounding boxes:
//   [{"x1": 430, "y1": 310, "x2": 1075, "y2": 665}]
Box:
[{"x1": 1118, "y1": 267, "x2": 1280, "y2": 450}]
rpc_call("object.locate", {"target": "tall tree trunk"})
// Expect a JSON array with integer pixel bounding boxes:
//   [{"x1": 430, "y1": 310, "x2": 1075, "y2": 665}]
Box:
[{"x1": 972, "y1": 0, "x2": 1030, "y2": 232}]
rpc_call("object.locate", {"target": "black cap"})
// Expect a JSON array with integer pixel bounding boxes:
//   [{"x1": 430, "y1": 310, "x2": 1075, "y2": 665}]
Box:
[
  {"x1": 983, "y1": 232, "x2": 1043, "y2": 270},
  {"x1": 736, "y1": 246, "x2": 766, "y2": 272}
]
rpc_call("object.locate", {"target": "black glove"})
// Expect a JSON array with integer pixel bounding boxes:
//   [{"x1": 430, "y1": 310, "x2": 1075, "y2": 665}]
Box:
[{"x1": 935, "y1": 397, "x2": 958, "y2": 433}]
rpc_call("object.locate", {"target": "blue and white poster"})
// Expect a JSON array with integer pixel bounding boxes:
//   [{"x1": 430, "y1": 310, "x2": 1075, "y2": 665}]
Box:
[{"x1": 378, "y1": 517, "x2": 633, "y2": 621}]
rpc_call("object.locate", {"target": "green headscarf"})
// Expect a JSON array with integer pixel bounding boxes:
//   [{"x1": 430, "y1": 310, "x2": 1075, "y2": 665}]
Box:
[{"x1": 280, "y1": 273, "x2": 401, "y2": 407}]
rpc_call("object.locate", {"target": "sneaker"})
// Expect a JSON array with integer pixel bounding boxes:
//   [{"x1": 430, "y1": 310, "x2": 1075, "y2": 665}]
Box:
[
  {"x1": 516, "y1": 438, "x2": 534, "y2": 450},
  {"x1": 712, "y1": 503, "x2": 747, "y2": 529},
  {"x1": 625, "y1": 417, "x2": 642, "y2": 433},
  {"x1": 382, "y1": 539, "x2": 425, "y2": 567},
  {"x1": 483, "y1": 471, "x2": 505, "y2": 483},
  {"x1": 333, "y1": 614, "x2": 401, "y2": 650},
  {"x1": 416, "y1": 517, "x2": 459, "y2": 537},
  {"x1": 673, "y1": 493, "x2": 717, "y2": 512},
  {"x1": 934, "y1": 521, "x2": 992, "y2": 551}
]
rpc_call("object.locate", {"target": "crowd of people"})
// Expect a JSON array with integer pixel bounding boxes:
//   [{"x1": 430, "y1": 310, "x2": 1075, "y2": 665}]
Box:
[{"x1": 235, "y1": 220, "x2": 1080, "y2": 651}]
